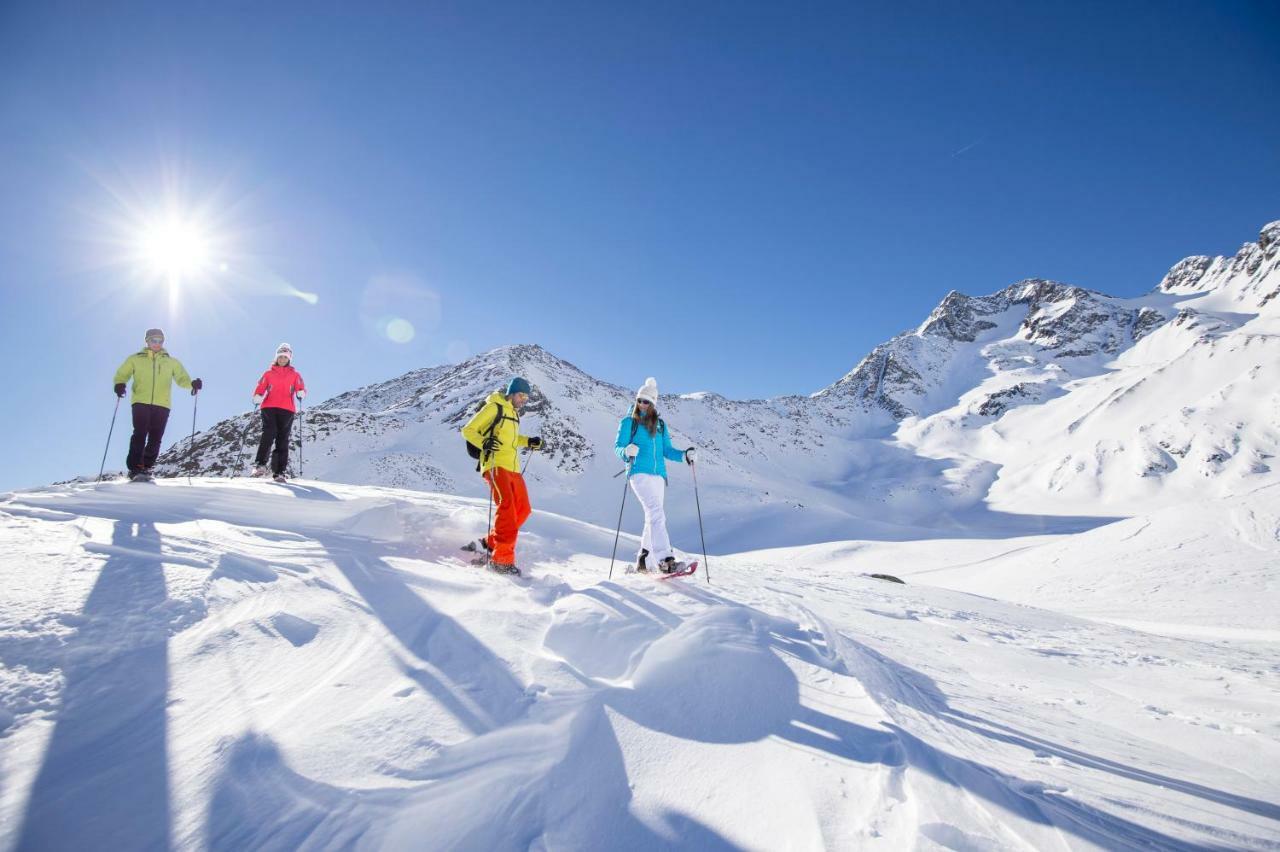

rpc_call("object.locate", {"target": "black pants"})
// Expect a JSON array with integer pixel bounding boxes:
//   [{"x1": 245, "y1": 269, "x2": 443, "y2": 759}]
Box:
[
  {"x1": 127, "y1": 403, "x2": 170, "y2": 472},
  {"x1": 255, "y1": 408, "x2": 295, "y2": 474}
]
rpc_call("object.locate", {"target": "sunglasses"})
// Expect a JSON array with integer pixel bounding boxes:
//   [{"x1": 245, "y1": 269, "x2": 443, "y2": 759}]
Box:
[{"x1": 636, "y1": 399, "x2": 652, "y2": 407}]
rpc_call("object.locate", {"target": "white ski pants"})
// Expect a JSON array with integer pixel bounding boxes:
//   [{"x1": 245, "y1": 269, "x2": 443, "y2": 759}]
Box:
[{"x1": 629, "y1": 473, "x2": 673, "y2": 563}]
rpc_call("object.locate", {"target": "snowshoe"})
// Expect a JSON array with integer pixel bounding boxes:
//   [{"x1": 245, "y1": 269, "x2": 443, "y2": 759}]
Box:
[
  {"x1": 273, "y1": 473, "x2": 288, "y2": 483},
  {"x1": 251, "y1": 465, "x2": 268, "y2": 478},
  {"x1": 656, "y1": 560, "x2": 698, "y2": 580},
  {"x1": 486, "y1": 559, "x2": 521, "y2": 576},
  {"x1": 128, "y1": 470, "x2": 154, "y2": 483},
  {"x1": 460, "y1": 538, "x2": 493, "y2": 566}
]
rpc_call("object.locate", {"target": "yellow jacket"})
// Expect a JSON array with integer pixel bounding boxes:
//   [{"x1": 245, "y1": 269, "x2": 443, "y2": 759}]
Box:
[
  {"x1": 112, "y1": 348, "x2": 192, "y2": 409},
  {"x1": 461, "y1": 392, "x2": 530, "y2": 474}
]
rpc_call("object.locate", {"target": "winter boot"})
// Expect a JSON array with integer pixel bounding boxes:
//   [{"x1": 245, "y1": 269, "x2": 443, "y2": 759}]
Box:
[
  {"x1": 635, "y1": 548, "x2": 650, "y2": 573},
  {"x1": 658, "y1": 557, "x2": 685, "y2": 574},
  {"x1": 251, "y1": 465, "x2": 268, "y2": 478},
  {"x1": 273, "y1": 473, "x2": 288, "y2": 483},
  {"x1": 486, "y1": 558, "x2": 521, "y2": 576}
]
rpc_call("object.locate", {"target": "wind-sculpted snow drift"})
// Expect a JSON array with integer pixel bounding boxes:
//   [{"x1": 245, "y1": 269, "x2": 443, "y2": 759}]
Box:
[
  {"x1": 157, "y1": 220, "x2": 1280, "y2": 551},
  {"x1": 1, "y1": 479, "x2": 1277, "y2": 850}
]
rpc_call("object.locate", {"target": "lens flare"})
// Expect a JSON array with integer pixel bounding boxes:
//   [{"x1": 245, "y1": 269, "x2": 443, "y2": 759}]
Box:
[
  {"x1": 360, "y1": 273, "x2": 440, "y2": 347},
  {"x1": 385, "y1": 317, "x2": 415, "y2": 343}
]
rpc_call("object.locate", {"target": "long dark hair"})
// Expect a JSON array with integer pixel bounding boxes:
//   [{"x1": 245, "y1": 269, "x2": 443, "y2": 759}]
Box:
[{"x1": 631, "y1": 402, "x2": 659, "y2": 436}]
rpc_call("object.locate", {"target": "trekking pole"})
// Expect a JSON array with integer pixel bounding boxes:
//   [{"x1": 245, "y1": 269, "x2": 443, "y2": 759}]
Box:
[
  {"x1": 608, "y1": 458, "x2": 634, "y2": 580},
  {"x1": 297, "y1": 400, "x2": 304, "y2": 478},
  {"x1": 485, "y1": 453, "x2": 494, "y2": 544},
  {"x1": 188, "y1": 391, "x2": 199, "y2": 484},
  {"x1": 691, "y1": 459, "x2": 710, "y2": 584},
  {"x1": 96, "y1": 397, "x2": 122, "y2": 482},
  {"x1": 240, "y1": 404, "x2": 259, "y2": 477}
]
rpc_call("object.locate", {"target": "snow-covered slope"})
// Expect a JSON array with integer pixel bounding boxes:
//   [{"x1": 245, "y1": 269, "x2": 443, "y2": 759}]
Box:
[
  {"x1": 160, "y1": 342, "x2": 1073, "y2": 553},
  {"x1": 2, "y1": 478, "x2": 1277, "y2": 850},
  {"x1": 154, "y1": 220, "x2": 1280, "y2": 549}
]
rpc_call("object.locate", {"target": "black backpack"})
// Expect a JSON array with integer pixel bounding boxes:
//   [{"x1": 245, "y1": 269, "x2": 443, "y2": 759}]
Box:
[{"x1": 465, "y1": 400, "x2": 519, "y2": 470}]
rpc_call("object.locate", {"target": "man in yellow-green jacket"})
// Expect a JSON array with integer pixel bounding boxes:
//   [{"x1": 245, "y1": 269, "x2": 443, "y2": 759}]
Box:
[
  {"x1": 112, "y1": 328, "x2": 203, "y2": 480},
  {"x1": 460, "y1": 377, "x2": 544, "y2": 574}
]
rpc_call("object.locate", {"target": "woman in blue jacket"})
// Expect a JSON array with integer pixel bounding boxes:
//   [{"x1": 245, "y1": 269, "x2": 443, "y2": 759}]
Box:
[{"x1": 614, "y1": 377, "x2": 696, "y2": 573}]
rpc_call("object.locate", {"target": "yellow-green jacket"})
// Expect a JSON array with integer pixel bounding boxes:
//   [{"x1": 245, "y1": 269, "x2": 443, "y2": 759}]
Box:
[
  {"x1": 112, "y1": 348, "x2": 193, "y2": 409},
  {"x1": 461, "y1": 392, "x2": 530, "y2": 474}
]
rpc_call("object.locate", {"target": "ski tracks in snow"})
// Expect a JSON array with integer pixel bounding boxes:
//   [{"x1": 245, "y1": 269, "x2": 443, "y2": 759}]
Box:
[{"x1": 1, "y1": 479, "x2": 1278, "y2": 850}]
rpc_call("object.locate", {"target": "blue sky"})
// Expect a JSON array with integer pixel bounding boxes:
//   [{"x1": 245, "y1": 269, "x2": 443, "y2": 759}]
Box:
[{"x1": 1, "y1": 1, "x2": 1278, "y2": 490}]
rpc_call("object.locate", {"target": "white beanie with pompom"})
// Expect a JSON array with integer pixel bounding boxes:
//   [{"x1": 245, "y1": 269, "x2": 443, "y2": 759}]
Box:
[{"x1": 636, "y1": 377, "x2": 658, "y2": 405}]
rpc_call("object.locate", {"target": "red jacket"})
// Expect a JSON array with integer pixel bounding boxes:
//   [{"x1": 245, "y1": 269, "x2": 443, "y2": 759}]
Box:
[{"x1": 254, "y1": 364, "x2": 306, "y2": 412}]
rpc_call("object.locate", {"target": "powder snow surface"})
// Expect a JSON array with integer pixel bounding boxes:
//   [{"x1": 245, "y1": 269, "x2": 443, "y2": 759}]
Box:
[{"x1": 1, "y1": 478, "x2": 1276, "y2": 850}]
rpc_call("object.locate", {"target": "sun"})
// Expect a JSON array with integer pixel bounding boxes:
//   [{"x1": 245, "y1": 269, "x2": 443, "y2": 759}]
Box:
[
  {"x1": 137, "y1": 215, "x2": 212, "y2": 281},
  {"x1": 85, "y1": 165, "x2": 317, "y2": 324}
]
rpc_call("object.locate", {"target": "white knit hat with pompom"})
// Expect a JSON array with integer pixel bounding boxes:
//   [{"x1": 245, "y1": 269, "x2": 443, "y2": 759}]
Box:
[{"x1": 636, "y1": 377, "x2": 658, "y2": 405}]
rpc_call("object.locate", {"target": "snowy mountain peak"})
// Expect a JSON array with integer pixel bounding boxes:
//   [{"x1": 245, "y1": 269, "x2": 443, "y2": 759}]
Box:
[
  {"x1": 1261, "y1": 219, "x2": 1280, "y2": 252},
  {"x1": 917, "y1": 289, "x2": 1006, "y2": 342},
  {"x1": 822, "y1": 277, "x2": 1139, "y2": 420},
  {"x1": 1007, "y1": 279, "x2": 1135, "y2": 356},
  {"x1": 1157, "y1": 221, "x2": 1280, "y2": 308},
  {"x1": 1159, "y1": 255, "x2": 1215, "y2": 293}
]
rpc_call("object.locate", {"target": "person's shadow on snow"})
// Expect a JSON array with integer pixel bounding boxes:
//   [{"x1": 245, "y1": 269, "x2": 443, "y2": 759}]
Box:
[
  {"x1": 201, "y1": 543, "x2": 745, "y2": 851},
  {"x1": 315, "y1": 534, "x2": 530, "y2": 734},
  {"x1": 16, "y1": 520, "x2": 173, "y2": 852}
]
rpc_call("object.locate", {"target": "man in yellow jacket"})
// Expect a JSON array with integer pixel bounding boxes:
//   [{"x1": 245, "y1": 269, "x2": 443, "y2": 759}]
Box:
[
  {"x1": 112, "y1": 328, "x2": 202, "y2": 480},
  {"x1": 461, "y1": 377, "x2": 543, "y2": 574}
]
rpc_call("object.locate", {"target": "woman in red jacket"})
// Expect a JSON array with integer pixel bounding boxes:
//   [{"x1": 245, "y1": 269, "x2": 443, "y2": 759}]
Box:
[{"x1": 251, "y1": 343, "x2": 306, "y2": 481}]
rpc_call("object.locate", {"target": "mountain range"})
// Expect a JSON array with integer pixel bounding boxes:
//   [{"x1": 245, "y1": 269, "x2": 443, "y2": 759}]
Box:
[{"x1": 157, "y1": 220, "x2": 1280, "y2": 552}]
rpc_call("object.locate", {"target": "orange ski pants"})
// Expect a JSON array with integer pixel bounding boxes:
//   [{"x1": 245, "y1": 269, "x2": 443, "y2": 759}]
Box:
[{"x1": 483, "y1": 467, "x2": 532, "y2": 565}]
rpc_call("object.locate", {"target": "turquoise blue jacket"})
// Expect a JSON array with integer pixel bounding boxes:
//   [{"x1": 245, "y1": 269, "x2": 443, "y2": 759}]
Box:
[{"x1": 615, "y1": 415, "x2": 687, "y2": 479}]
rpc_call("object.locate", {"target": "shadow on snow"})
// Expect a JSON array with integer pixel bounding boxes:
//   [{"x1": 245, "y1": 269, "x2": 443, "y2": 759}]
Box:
[{"x1": 16, "y1": 520, "x2": 172, "y2": 852}]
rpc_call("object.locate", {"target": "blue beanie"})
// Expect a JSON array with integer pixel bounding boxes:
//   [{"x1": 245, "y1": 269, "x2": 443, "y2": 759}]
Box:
[{"x1": 506, "y1": 376, "x2": 532, "y2": 396}]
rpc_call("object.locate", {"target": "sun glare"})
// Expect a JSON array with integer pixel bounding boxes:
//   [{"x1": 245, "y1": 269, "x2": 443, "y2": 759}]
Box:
[
  {"x1": 88, "y1": 166, "x2": 319, "y2": 323},
  {"x1": 138, "y1": 217, "x2": 212, "y2": 280}
]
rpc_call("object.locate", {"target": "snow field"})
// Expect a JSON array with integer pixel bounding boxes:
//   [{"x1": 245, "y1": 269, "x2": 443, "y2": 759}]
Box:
[{"x1": 1, "y1": 478, "x2": 1278, "y2": 850}]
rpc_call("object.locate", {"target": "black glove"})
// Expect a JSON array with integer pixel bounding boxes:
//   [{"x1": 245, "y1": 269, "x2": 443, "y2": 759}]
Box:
[
  {"x1": 114, "y1": 383, "x2": 127, "y2": 398},
  {"x1": 481, "y1": 435, "x2": 501, "y2": 454},
  {"x1": 527, "y1": 436, "x2": 543, "y2": 450},
  {"x1": 190, "y1": 377, "x2": 203, "y2": 394}
]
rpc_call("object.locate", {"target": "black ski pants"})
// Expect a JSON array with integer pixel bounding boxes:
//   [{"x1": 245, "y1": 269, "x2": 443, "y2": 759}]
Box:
[
  {"x1": 127, "y1": 403, "x2": 170, "y2": 472},
  {"x1": 256, "y1": 408, "x2": 295, "y2": 475}
]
